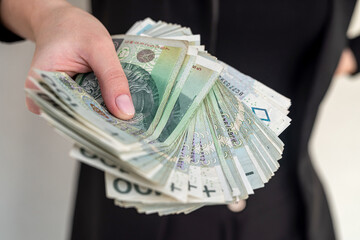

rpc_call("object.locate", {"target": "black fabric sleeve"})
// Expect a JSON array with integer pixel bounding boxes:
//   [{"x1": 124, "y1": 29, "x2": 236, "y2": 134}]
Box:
[
  {"x1": 349, "y1": 36, "x2": 360, "y2": 74},
  {"x1": 0, "y1": 23, "x2": 23, "y2": 42}
]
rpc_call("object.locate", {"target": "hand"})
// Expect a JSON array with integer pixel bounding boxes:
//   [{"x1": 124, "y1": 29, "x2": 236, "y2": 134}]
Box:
[
  {"x1": 2, "y1": 1, "x2": 135, "y2": 119},
  {"x1": 334, "y1": 48, "x2": 358, "y2": 76}
]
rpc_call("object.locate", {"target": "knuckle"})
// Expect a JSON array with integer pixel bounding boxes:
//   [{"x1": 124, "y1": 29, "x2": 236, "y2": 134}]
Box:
[
  {"x1": 89, "y1": 35, "x2": 113, "y2": 50},
  {"x1": 101, "y1": 68, "x2": 128, "y2": 85},
  {"x1": 104, "y1": 68, "x2": 126, "y2": 82},
  {"x1": 82, "y1": 35, "x2": 113, "y2": 59}
]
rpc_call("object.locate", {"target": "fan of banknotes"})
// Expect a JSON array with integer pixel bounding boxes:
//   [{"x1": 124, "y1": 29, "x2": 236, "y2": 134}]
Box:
[{"x1": 25, "y1": 18, "x2": 291, "y2": 215}]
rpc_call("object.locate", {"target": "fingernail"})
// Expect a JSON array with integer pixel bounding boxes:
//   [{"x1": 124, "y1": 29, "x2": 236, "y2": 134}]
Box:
[{"x1": 115, "y1": 94, "x2": 135, "y2": 116}]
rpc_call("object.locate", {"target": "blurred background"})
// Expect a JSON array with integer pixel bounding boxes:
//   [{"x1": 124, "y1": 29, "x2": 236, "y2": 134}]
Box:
[{"x1": 0, "y1": 0, "x2": 359, "y2": 239}]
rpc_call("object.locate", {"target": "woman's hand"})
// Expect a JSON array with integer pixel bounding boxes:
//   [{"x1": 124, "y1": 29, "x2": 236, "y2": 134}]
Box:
[
  {"x1": 1, "y1": 0, "x2": 135, "y2": 119},
  {"x1": 334, "y1": 48, "x2": 358, "y2": 76}
]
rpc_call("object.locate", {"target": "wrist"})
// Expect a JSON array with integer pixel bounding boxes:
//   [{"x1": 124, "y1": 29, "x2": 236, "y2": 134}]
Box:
[
  {"x1": 30, "y1": 0, "x2": 72, "y2": 41},
  {"x1": 0, "y1": 0, "x2": 72, "y2": 41}
]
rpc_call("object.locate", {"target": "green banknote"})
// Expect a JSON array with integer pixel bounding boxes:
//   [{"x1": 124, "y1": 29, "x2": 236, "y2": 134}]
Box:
[
  {"x1": 75, "y1": 35, "x2": 189, "y2": 137},
  {"x1": 25, "y1": 19, "x2": 292, "y2": 215}
]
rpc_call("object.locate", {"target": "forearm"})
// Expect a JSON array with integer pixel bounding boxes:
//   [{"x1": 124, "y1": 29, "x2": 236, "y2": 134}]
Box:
[{"x1": 0, "y1": 0, "x2": 70, "y2": 41}]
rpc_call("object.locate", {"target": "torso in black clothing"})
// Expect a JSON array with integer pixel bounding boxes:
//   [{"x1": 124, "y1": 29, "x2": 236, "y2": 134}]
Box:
[{"x1": 72, "y1": 1, "x2": 330, "y2": 239}]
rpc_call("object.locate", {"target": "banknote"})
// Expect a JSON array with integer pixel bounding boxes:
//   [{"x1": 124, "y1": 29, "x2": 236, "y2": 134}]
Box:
[
  {"x1": 75, "y1": 35, "x2": 189, "y2": 138},
  {"x1": 26, "y1": 18, "x2": 292, "y2": 215}
]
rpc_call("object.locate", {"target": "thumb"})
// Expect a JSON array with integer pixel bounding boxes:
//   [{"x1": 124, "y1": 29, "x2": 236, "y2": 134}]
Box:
[{"x1": 87, "y1": 39, "x2": 135, "y2": 120}]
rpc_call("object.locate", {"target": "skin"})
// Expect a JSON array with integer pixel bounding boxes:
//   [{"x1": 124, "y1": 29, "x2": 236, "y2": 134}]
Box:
[
  {"x1": 335, "y1": 48, "x2": 358, "y2": 76},
  {"x1": 0, "y1": 0, "x2": 357, "y2": 119},
  {"x1": 0, "y1": 0, "x2": 135, "y2": 120}
]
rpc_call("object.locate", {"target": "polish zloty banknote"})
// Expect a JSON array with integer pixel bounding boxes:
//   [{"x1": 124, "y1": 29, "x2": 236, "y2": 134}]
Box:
[{"x1": 26, "y1": 18, "x2": 292, "y2": 215}]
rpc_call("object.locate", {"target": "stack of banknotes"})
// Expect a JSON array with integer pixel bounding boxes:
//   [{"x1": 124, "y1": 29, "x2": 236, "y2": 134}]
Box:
[{"x1": 26, "y1": 18, "x2": 291, "y2": 215}]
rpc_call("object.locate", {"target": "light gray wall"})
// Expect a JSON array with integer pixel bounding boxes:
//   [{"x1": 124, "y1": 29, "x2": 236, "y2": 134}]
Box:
[
  {"x1": 0, "y1": 1, "x2": 359, "y2": 240},
  {"x1": 0, "y1": 1, "x2": 87, "y2": 240}
]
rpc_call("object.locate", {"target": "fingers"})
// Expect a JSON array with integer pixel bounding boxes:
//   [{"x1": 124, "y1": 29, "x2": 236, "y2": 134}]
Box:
[
  {"x1": 25, "y1": 33, "x2": 135, "y2": 120},
  {"x1": 335, "y1": 48, "x2": 357, "y2": 76},
  {"x1": 25, "y1": 78, "x2": 41, "y2": 115},
  {"x1": 87, "y1": 37, "x2": 135, "y2": 120},
  {"x1": 25, "y1": 51, "x2": 87, "y2": 116}
]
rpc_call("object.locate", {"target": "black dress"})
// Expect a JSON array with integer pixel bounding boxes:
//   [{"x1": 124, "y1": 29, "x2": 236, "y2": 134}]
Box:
[
  {"x1": 72, "y1": 0, "x2": 360, "y2": 239},
  {"x1": 1, "y1": 0, "x2": 359, "y2": 239}
]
